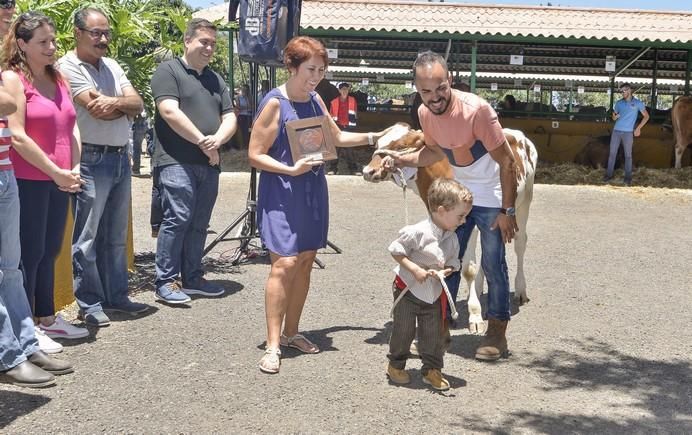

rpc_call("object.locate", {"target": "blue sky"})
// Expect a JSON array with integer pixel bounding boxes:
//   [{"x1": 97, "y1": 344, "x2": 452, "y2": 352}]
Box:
[{"x1": 186, "y1": 0, "x2": 690, "y2": 12}]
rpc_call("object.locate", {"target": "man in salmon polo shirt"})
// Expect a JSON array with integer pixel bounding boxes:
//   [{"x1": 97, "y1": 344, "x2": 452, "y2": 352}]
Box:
[{"x1": 383, "y1": 51, "x2": 519, "y2": 362}]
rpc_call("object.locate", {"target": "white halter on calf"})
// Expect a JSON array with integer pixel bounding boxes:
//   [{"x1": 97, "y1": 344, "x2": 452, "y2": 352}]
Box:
[
  {"x1": 371, "y1": 149, "x2": 419, "y2": 192},
  {"x1": 372, "y1": 125, "x2": 421, "y2": 187},
  {"x1": 369, "y1": 151, "x2": 417, "y2": 225},
  {"x1": 371, "y1": 124, "x2": 421, "y2": 224}
]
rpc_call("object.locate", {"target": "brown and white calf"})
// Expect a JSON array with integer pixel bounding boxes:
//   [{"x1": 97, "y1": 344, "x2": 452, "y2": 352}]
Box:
[{"x1": 363, "y1": 123, "x2": 537, "y2": 333}]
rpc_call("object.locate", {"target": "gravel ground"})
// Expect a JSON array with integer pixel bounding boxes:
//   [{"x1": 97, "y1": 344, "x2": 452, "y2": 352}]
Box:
[{"x1": 1, "y1": 170, "x2": 691, "y2": 434}]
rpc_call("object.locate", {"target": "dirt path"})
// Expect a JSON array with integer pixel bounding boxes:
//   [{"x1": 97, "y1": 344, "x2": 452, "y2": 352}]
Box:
[{"x1": 2, "y1": 174, "x2": 691, "y2": 433}]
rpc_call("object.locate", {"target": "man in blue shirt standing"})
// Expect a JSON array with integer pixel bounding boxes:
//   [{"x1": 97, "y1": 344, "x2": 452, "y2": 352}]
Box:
[{"x1": 604, "y1": 83, "x2": 649, "y2": 185}]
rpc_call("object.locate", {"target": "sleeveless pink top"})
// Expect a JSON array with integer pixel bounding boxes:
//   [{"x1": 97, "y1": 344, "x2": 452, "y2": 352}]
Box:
[{"x1": 10, "y1": 73, "x2": 76, "y2": 180}]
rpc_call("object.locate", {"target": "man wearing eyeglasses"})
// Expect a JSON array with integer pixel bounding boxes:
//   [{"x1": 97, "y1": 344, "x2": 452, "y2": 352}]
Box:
[{"x1": 58, "y1": 7, "x2": 151, "y2": 327}]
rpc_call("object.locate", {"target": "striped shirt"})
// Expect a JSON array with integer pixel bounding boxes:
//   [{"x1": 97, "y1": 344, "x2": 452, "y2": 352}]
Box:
[{"x1": 0, "y1": 110, "x2": 11, "y2": 171}]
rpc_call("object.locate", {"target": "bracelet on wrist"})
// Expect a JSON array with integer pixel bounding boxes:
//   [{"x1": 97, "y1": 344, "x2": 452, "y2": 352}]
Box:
[{"x1": 367, "y1": 132, "x2": 374, "y2": 146}]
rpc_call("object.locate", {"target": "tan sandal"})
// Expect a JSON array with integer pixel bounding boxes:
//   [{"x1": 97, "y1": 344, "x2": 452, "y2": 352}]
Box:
[
  {"x1": 259, "y1": 347, "x2": 281, "y2": 374},
  {"x1": 280, "y1": 333, "x2": 320, "y2": 354}
]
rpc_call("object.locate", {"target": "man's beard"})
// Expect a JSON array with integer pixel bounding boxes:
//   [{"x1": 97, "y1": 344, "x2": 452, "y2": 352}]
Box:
[{"x1": 424, "y1": 96, "x2": 449, "y2": 115}]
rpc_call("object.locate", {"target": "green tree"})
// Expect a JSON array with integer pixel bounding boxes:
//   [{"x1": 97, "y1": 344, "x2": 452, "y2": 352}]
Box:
[{"x1": 15, "y1": 0, "x2": 193, "y2": 112}]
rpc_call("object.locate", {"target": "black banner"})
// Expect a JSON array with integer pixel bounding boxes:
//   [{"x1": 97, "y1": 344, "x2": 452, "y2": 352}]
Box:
[{"x1": 229, "y1": 0, "x2": 303, "y2": 67}]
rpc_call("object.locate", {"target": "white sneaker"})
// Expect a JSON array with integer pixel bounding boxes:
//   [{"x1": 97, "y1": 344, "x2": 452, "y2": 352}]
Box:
[
  {"x1": 39, "y1": 314, "x2": 89, "y2": 339},
  {"x1": 34, "y1": 326, "x2": 63, "y2": 354}
]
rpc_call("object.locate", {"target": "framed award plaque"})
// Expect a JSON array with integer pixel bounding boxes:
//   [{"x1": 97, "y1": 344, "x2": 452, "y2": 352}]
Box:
[{"x1": 286, "y1": 115, "x2": 337, "y2": 162}]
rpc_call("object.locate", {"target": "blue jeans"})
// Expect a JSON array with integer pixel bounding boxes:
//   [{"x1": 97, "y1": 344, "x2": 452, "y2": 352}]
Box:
[
  {"x1": 132, "y1": 126, "x2": 148, "y2": 172},
  {"x1": 155, "y1": 164, "x2": 219, "y2": 288},
  {"x1": 72, "y1": 148, "x2": 131, "y2": 314},
  {"x1": 607, "y1": 130, "x2": 633, "y2": 181},
  {"x1": 0, "y1": 170, "x2": 39, "y2": 370},
  {"x1": 150, "y1": 166, "x2": 163, "y2": 232},
  {"x1": 444, "y1": 205, "x2": 511, "y2": 321}
]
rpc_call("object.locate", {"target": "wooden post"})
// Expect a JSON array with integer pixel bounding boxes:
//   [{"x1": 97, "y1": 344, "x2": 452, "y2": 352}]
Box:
[
  {"x1": 686, "y1": 49, "x2": 691, "y2": 96},
  {"x1": 650, "y1": 48, "x2": 658, "y2": 109},
  {"x1": 609, "y1": 76, "x2": 615, "y2": 114}
]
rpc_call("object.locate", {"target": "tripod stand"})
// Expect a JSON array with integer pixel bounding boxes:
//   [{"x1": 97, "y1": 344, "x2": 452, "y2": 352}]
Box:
[
  {"x1": 202, "y1": 167, "x2": 259, "y2": 264},
  {"x1": 203, "y1": 167, "x2": 342, "y2": 268}
]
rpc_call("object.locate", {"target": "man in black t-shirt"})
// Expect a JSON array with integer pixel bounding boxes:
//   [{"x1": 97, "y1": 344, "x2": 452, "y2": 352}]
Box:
[{"x1": 150, "y1": 18, "x2": 237, "y2": 305}]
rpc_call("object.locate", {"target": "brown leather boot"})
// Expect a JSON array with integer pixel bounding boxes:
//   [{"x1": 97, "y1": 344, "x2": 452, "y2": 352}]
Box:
[{"x1": 475, "y1": 318, "x2": 508, "y2": 361}]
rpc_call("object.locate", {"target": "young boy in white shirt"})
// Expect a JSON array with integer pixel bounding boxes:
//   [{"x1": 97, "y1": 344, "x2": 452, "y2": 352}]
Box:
[{"x1": 387, "y1": 178, "x2": 472, "y2": 391}]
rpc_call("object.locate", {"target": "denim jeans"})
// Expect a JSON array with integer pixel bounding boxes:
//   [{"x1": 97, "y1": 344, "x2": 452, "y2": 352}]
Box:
[
  {"x1": 155, "y1": 164, "x2": 219, "y2": 288},
  {"x1": 0, "y1": 170, "x2": 39, "y2": 370},
  {"x1": 444, "y1": 205, "x2": 511, "y2": 321},
  {"x1": 132, "y1": 125, "x2": 148, "y2": 172},
  {"x1": 607, "y1": 130, "x2": 633, "y2": 181},
  {"x1": 150, "y1": 166, "x2": 163, "y2": 232},
  {"x1": 72, "y1": 148, "x2": 131, "y2": 314}
]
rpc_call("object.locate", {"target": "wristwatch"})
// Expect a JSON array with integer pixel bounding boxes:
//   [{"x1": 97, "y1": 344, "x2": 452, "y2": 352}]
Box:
[{"x1": 500, "y1": 207, "x2": 516, "y2": 217}]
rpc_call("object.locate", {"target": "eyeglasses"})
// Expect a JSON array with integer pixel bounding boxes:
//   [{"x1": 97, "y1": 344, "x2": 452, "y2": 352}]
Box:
[
  {"x1": 0, "y1": 1, "x2": 16, "y2": 9},
  {"x1": 78, "y1": 27, "x2": 112, "y2": 39}
]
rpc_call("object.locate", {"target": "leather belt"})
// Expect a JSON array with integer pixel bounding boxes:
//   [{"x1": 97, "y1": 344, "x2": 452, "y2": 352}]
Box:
[{"x1": 82, "y1": 143, "x2": 126, "y2": 154}]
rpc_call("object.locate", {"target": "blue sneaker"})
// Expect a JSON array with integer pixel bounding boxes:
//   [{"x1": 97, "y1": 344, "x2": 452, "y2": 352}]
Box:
[
  {"x1": 155, "y1": 282, "x2": 192, "y2": 305},
  {"x1": 103, "y1": 299, "x2": 151, "y2": 315},
  {"x1": 181, "y1": 278, "x2": 225, "y2": 297},
  {"x1": 77, "y1": 310, "x2": 111, "y2": 328}
]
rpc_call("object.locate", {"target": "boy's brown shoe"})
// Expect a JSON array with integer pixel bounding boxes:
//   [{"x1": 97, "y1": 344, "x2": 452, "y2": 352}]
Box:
[
  {"x1": 422, "y1": 369, "x2": 450, "y2": 391},
  {"x1": 387, "y1": 363, "x2": 410, "y2": 384}
]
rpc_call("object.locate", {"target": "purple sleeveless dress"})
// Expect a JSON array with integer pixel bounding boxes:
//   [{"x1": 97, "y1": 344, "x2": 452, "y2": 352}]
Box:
[{"x1": 256, "y1": 89, "x2": 329, "y2": 256}]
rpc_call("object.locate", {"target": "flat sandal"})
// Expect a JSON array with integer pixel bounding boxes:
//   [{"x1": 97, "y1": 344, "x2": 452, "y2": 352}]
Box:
[
  {"x1": 280, "y1": 333, "x2": 320, "y2": 354},
  {"x1": 259, "y1": 347, "x2": 281, "y2": 374}
]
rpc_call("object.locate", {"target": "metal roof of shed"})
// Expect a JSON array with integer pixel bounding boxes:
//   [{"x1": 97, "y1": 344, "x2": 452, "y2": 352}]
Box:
[
  {"x1": 196, "y1": 0, "x2": 692, "y2": 46},
  {"x1": 195, "y1": 1, "x2": 692, "y2": 91},
  {"x1": 300, "y1": 0, "x2": 692, "y2": 46}
]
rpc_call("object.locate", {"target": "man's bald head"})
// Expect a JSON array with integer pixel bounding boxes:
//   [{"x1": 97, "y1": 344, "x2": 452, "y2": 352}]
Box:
[
  {"x1": 412, "y1": 51, "x2": 448, "y2": 81},
  {"x1": 412, "y1": 51, "x2": 453, "y2": 115}
]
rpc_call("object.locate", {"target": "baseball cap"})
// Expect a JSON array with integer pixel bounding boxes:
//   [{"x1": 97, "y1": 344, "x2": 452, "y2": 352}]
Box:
[
  {"x1": 0, "y1": 0, "x2": 16, "y2": 9},
  {"x1": 338, "y1": 82, "x2": 350, "y2": 89}
]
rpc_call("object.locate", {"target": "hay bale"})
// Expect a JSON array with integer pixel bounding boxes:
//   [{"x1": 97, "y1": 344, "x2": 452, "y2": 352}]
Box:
[{"x1": 537, "y1": 162, "x2": 692, "y2": 189}]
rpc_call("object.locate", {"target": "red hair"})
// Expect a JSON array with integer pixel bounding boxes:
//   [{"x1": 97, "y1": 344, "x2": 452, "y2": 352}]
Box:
[{"x1": 283, "y1": 36, "x2": 328, "y2": 70}]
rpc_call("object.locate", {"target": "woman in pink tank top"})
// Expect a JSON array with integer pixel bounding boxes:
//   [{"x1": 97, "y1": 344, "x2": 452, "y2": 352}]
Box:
[{"x1": 1, "y1": 12, "x2": 88, "y2": 346}]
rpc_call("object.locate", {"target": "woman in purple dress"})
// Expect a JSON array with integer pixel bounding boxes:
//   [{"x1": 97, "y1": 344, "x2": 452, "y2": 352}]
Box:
[{"x1": 249, "y1": 36, "x2": 388, "y2": 374}]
